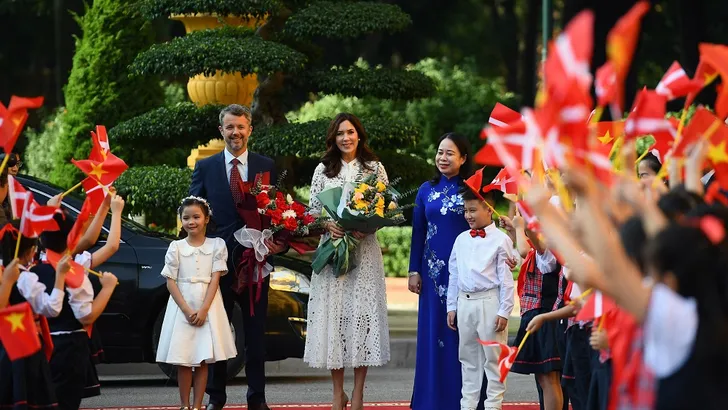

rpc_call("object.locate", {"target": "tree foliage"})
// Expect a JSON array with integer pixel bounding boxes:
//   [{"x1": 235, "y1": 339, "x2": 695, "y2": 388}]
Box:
[
  {"x1": 49, "y1": 0, "x2": 164, "y2": 187},
  {"x1": 130, "y1": 26, "x2": 308, "y2": 77},
  {"x1": 283, "y1": 1, "x2": 411, "y2": 39},
  {"x1": 305, "y1": 65, "x2": 435, "y2": 100},
  {"x1": 139, "y1": 0, "x2": 280, "y2": 20}
]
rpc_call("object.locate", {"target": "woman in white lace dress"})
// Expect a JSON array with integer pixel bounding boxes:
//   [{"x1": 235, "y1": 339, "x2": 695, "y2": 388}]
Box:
[{"x1": 304, "y1": 113, "x2": 391, "y2": 410}]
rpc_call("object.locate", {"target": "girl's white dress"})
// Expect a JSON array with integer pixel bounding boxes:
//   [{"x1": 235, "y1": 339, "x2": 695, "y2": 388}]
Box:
[
  {"x1": 156, "y1": 237, "x2": 237, "y2": 366},
  {"x1": 303, "y1": 160, "x2": 391, "y2": 369}
]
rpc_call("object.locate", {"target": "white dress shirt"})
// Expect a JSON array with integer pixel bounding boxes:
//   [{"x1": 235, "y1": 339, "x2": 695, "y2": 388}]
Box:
[
  {"x1": 536, "y1": 249, "x2": 558, "y2": 274},
  {"x1": 446, "y1": 223, "x2": 516, "y2": 318},
  {"x1": 16, "y1": 271, "x2": 64, "y2": 318},
  {"x1": 224, "y1": 148, "x2": 249, "y2": 183},
  {"x1": 643, "y1": 283, "x2": 698, "y2": 378}
]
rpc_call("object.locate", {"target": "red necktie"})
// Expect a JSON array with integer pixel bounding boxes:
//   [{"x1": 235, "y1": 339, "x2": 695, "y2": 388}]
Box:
[
  {"x1": 230, "y1": 158, "x2": 243, "y2": 205},
  {"x1": 470, "y1": 229, "x2": 486, "y2": 238}
]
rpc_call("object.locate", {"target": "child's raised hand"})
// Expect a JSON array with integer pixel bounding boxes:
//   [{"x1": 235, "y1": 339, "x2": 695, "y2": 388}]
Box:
[
  {"x1": 447, "y1": 311, "x2": 457, "y2": 331},
  {"x1": 110, "y1": 195, "x2": 125, "y2": 214},
  {"x1": 512, "y1": 209, "x2": 525, "y2": 231},
  {"x1": 56, "y1": 255, "x2": 72, "y2": 277},
  {"x1": 47, "y1": 194, "x2": 63, "y2": 208},
  {"x1": 2, "y1": 258, "x2": 21, "y2": 284},
  {"x1": 494, "y1": 315, "x2": 508, "y2": 333},
  {"x1": 526, "y1": 314, "x2": 545, "y2": 333},
  {"x1": 99, "y1": 271, "x2": 118, "y2": 288}
]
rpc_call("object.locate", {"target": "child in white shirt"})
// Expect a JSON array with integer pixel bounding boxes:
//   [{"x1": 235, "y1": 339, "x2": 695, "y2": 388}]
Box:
[{"x1": 447, "y1": 185, "x2": 515, "y2": 410}]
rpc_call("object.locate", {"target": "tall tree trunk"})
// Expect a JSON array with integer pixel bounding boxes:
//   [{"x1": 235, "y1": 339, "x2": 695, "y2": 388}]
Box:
[
  {"x1": 520, "y1": 0, "x2": 540, "y2": 106},
  {"x1": 490, "y1": 0, "x2": 520, "y2": 92}
]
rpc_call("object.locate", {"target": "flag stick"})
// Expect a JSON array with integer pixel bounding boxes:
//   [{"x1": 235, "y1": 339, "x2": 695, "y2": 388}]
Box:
[
  {"x1": 634, "y1": 146, "x2": 652, "y2": 165},
  {"x1": 484, "y1": 200, "x2": 501, "y2": 218},
  {"x1": 13, "y1": 231, "x2": 21, "y2": 259},
  {"x1": 84, "y1": 267, "x2": 103, "y2": 278},
  {"x1": 590, "y1": 106, "x2": 605, "y2": 124},
  {"x1": 0, "y1": 154, "x2": 10, "y2": 178},
  {"x1": 597, "y1": 315, "x2": 606, "y2": 332},
  {"x1": 61, "y1": 180, "x2": 84, "y2": 198},
  {"x1": 517, "y1": 330, "x2": 531, "y2": 352},
  {"x1": 569, "y1": 287, "x2": 593, "y2": 305}
]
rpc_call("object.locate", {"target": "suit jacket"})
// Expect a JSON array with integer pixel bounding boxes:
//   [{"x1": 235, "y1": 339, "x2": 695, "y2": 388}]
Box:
[{"x1": 189, "y1": 150, "x2": 277, "y2": 257}]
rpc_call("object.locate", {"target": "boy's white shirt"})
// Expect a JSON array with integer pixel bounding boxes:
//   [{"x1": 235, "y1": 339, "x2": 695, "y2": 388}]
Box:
[
  {"x1": 446, "y1": 222, "x2": 516, "y2": 318},
  {"x1": 535, "y1": 249, "x2": 558, "y2": 274}
]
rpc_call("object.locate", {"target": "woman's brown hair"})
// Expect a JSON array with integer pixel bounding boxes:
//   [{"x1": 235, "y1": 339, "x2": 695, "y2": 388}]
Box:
[{"x1": 321, "y1": 113, "x2": 378, "y2": 178}]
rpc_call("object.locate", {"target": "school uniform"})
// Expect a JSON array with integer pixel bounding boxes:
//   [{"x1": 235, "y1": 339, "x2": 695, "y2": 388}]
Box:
[
  {"x1": 587, "y1": 347, "x2": 611, "y2": 410},
  {"x1": 511, "y1": 249, "x2": 564, "y2": 375},
  {"x1": 34, "y1": 253, "x2": 100, "y2": 410},
  {"x1": 559, "y1": 281, "x2": 593, "y2": 410},
  {"x1": 644, "y1": 283, "x2": 728, "y2": 410},
  {"x1": 0, "y1": 270, "x2": 62, "y2": 410},
  {"x1": 447, "y1": 223, "x2": 515, "y2": 410}
]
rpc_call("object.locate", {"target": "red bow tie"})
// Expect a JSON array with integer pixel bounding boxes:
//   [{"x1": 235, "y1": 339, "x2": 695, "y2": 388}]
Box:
[{"x1": 470, "y1": 229, "x2": 486, "y2": 238}]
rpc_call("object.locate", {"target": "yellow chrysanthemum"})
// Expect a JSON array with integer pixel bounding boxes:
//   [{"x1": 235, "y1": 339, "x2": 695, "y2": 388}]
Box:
[
  {"x1": 375, "y1": 207, "x2": 385, "y2": 217},
  {"x1": 354, "y1": 199, "x2": 368, "y2": 210},
  {"x1": 376, "y1": 181, "x2": 387, "y2": 192},
  {"x1": 387, "y1": 201, "x2": 398, "y2": 210}
]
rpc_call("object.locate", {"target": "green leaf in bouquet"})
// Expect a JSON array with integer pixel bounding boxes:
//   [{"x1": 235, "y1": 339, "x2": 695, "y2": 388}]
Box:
[{"x1": 316, "y1": 186, "x2": 345, "y2": 222}]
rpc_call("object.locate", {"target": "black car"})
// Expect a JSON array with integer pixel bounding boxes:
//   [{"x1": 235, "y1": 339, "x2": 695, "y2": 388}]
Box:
[{"x1": 18, "y1": 175, "x2": 311, "y2": 380}]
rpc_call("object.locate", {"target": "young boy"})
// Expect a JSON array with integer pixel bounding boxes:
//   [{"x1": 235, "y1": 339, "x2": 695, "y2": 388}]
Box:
[{"x1": 446, "y1": 170, "x2": 516, "y2": 410}]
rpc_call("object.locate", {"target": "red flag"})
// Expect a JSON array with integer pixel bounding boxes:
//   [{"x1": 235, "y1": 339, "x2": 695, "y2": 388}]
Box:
[
  {"x1": 595, "y1": 62, "x2": 618, "y2": 107},
  {"x1": 68, "y1": 197, "x2": 93, "y2": 252},
  {"x1": 476, "y1": 103, "x2": 524, "y2": 165},
  {"x1": 543, "y1": 10, "x2": 595, "y2": 100},
  {"x1": 655, "y1": 61, "x2": 703, "y2": 100},
  {"x1": 19, "y1": 195, "x2": 60, "y2": 238},
  {"x1": 72, "y1": 155, "x2": 128, "y2": 186},
  {"x1": 697, "y1": 43, "x2": 728, "y2": 119},
  {"x1": 624, "y1": 89, "x2": 674, "y2": 141},
  {"x1": 0, "y1": 96, "x2": 44, "y2": 154},
  {"x1": 82, "y1": 177, "x2": 112, "y2": 214},
  {"x1": 684, "y1": 58, "x2": 719, "y2": 109},
  {"x1": 575, "y1": 290, "x2": 617, "y2": 322},
  {"x1": 0, "y1": 302, "x2": 41, "y2": 361},
  {"x1": 464, "y1": 168, "x2": 486, "y2": 201},
  {"x1": 673, "y1": 107, "x2": 727, "y2": 157},
  {"x1": 483, "y1": 168, "x2": 518, "y2": 195},
  {"x1": 516, "y1": 200, "x2": 540, "y2": 232},
  {"x1": 477, "y1": 340, "x2": 519, "y2": 383},
  {"x1": 89, "y1": 125, "x2": 111, "y2": 163},
  {"x1": 45, "y1": 250, "x2": 86, "y2": 289},
  {"x1": 7, "y1": 175, "x2": 31, "y2": 219},
  {"x1": 606, "y1": 1, "x2": 650, "y2": 113}
]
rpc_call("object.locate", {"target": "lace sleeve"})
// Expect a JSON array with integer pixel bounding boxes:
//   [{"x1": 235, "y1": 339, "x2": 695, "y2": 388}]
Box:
[
  {"x1": 309, "y1": 163, "x2": 326, "y2": 216},
  {"x1": 375, "y1": 162, "x2": 389, "y2": 185}
]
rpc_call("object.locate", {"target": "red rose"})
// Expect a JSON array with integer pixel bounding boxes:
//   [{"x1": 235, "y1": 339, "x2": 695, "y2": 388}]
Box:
[
  {"x1": 256, "y1": 192, "x2": 271, "y2": 209},
  {"x1": 291, "y1": 202, "x2": 306, "y2": 216},
  {"x1": 269, "y1": 209, "x2": 283, "y2": 225},
  {"x1": 276, "y1": 191, "x2": 285, "y2": 201},
  {"x1": 275, "y1": 197, "x2": 287, "y2": 209},
  {"x1": 283, "y1": 217, "x2": 298, "y2": 231},
  {"x1": 302, "y1": 213, "x2": 315, "y2": 225}
]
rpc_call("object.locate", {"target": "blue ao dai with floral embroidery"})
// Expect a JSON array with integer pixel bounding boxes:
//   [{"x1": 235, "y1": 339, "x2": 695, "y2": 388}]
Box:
[{"x1": 408, "y1": 175, "x2": 470, "y2": 409}]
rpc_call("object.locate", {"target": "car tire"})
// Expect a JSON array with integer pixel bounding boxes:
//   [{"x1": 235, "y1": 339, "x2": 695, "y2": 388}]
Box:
[{"x1": 152, "y1": 301, "x2": 247, "y2": 382}]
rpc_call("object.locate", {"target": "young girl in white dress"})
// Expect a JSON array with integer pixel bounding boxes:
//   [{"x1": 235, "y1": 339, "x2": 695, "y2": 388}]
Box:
[{"x1": 156, "y1": 197, "x2": 237, "y2": 410}]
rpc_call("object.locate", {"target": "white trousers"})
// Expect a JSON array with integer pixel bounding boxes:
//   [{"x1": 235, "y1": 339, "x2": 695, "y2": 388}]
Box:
[{"x1": 457, "y1": 288, "x2": 508, "y2": 410}]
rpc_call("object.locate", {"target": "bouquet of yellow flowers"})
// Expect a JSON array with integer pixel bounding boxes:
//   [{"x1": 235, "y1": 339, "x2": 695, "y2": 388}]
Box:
[{"x1": 311, "y1": 170, "x2": 412, "y2": 277}]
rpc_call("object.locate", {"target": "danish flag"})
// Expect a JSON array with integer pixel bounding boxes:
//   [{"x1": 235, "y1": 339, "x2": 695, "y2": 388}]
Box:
[
  {"x1": 477, "y1": 340, "x2": 519, "y2": 383},
  {"x1": 485, "y1": 108, "x2": 554, "y2": 178},
  {"x1": 655, "y1": 61, "x2": 703, "y2": 100},
  {"x1": 575, "y1": 290, "x2": 617, "y2": 322},
  {"x1": 476, "y1": 103, "x2": 523, "y2": 165},
  {"x1": 543, "y1": 10, "x2": 595, "y2": 99},
  {"x1": 595, "y1": 62, "x2": 617, "y2": 107},
  {"x1": 90, "y1": 125, "x2": 111, "y2": 162},
  {"x1": 516, "y1": 200, "x2": 540, "y2": 232},
  {"x1": 7, "y1": 176, "x2": 31, "y2": 219},
  {"x1": 18, "y1": 194, "x2": 59, "y2": 238},
  {"x1": 483, "y1": 168, "x2": 518, "y2": 195},
  {"x1": 624, "y1": 89, "x2": 675, "y2": 141}
]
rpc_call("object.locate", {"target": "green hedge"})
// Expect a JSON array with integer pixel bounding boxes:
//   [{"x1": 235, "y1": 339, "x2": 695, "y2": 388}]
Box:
[
  {"x1": 130, "y1": 26, "x2": 307, "y2": 77},
  {"x1": 51, "y1": 0, "x2": 164, "y2": 187},
  {"x1": 377, "y1": 226, "x2": 412, "y2": 278},
  {"x1": 284, "y1": 1, "x2": 411, "y2": 39},
  {"x1": 305, "y1": 66, "x2": 436, "y2": 100},
  {"x1": 139, "y1": 0, "x2": 280, "y2": 20},
  {"x1": 114, "y1": 165, "x2": 193, "y2": 228}
]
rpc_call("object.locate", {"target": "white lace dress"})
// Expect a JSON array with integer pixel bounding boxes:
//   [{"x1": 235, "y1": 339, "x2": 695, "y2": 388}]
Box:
[
  {"x1": 303, "y1": 159, "x2": 391, "y2": 369},
  {"x1": 155, "y1": 238, "x2": 238, "y2": 367}
]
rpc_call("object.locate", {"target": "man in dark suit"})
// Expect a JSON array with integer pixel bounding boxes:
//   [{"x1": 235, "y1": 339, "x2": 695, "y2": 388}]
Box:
[{"x1": 189, "y1": 104, "x2": 286, "y2": 410}]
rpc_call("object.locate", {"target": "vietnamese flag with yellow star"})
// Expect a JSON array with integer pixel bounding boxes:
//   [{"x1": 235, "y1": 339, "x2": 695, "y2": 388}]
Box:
[
  {"x1": 45, "y1": 249, "x2": 86, "y2": 289},
  {"x1": 0, "y1": 96, "x2": 44, "y2": 155},
  {"x1": 698, "y1": 43, "x2": 728, "y2": 119},
  {"x1": 72, "y1": 153, "x2": 128, "y2": 187},
  {"x1": 89, "y1": 125, "x2": 111, "y2": 163},
  {"x1": 0, "y1": 302, "x2": 41, "y2": 361}
]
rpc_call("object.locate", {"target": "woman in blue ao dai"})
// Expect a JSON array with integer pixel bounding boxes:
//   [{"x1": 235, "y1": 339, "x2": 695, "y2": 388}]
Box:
[{"x1": 408, "y1": 133, "x2": 473, "y2": 409}]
